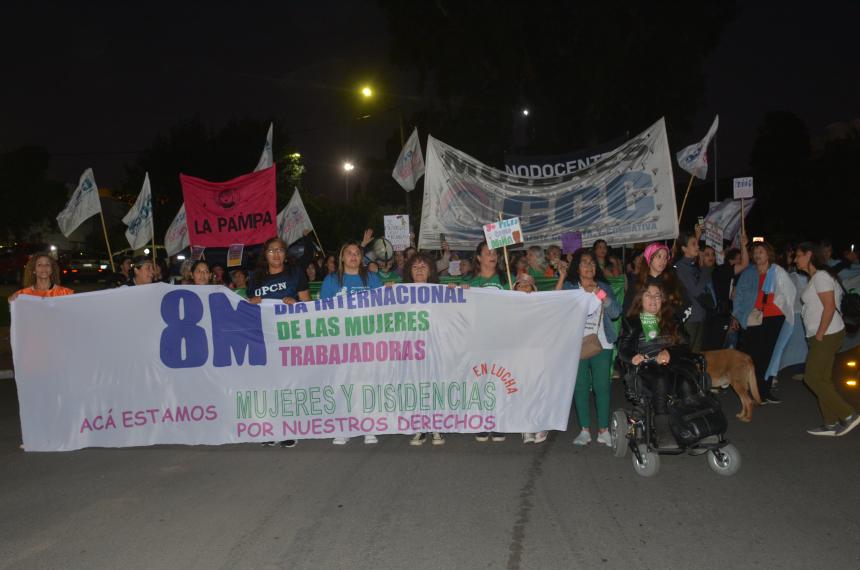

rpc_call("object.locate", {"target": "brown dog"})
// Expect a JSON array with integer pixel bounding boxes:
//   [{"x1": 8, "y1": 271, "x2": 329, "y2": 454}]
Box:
[{"x1": 702, "y1": 349, "x2": 761, "y2": 422}]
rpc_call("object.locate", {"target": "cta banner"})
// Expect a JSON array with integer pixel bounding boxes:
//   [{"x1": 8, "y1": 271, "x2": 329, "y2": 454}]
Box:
[
  {"x1": 12, "y1": 284, "x2": 597, "y2": 451},
  {"x1": 181, "y1": 166, "x2": 277, "y2": 247},
  {"x1": 419, "y1": 118, "x2": 677, "y2": 250}
]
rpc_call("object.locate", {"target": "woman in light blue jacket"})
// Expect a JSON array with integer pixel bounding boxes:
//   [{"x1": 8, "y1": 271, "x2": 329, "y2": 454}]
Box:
[{"x1": 557, "y1": 249, "x2": 622, "y2": 447}]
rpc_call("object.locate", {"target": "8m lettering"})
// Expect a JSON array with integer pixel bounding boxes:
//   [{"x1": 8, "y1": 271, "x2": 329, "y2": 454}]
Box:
[{"x1": 160, "y1": 290, "x2": 267, "y2": 368}]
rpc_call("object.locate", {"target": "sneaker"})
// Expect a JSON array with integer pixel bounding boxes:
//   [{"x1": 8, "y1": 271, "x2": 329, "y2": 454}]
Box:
[
  {"x1": 534, "y1": 431, "x2": 548, "y2": 444},
  {"x1": 596, "y1": 430, "x2": 612, "y2": 447},
  {"x1": 522, "y1": 433, "x2": 536, "y2": 444},
  {"x1": 332, "y1": 437, "x2": 349, "y2": 445},
  {"x1": 364, "y1": 435, "x2": 378, "y2": 444},
  {"x1": 475, "y1": 432, "x2": 490, "y2": 442},
  {"x1": 409, "y1": 433, "x2": 426, "y2": 446},
  {"x1": 491, "y1": 432, "x2": 506, "y2": 442},
  {"x1": 836, "y1": 413, "x2": 860, "y2": 437},
  {"x1": 261, "y1": 441, "x2": 277, "y2": 447},
  {"x1": 572, "y1": 429, "x2": 591, "y2": 446},
  {"x1": 807, "y1": 423, "x2": 840, "y2": 437},
  {"x1": 279, "y1": 439, "x2": 297, "y2": 448},
  {"x1": 762, "y1": 395, "x2": 782, "y2": 405},
  {"x1": 431, "y1": 432, "x2": 445, "y2": 445}
]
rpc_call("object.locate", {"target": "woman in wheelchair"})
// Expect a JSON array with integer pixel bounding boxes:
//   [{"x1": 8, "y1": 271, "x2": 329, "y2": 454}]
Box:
[{"x1": 618, "y1": 282, "x2": 699, "y2": 449}]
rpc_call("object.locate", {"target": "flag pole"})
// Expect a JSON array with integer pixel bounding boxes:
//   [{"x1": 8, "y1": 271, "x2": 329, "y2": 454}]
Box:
[
  {"x1": 741, "y1": 198, "x2": 746, "y2": 238},
  {"x1": 151, "y1": 210, "x2": 157, "y2": 266},
  {"x1": 673, "y1": 174, "x2": 696, "y2": 250},
  {"x1": 98, "y1": 210, "x2": 116, "y2": 273},
  {"x1": 311, "y1": 229, "x2": 325, "y2": 254},
  {"x1": 499, "y1": 212, "x2": 513, "y2": 290}
]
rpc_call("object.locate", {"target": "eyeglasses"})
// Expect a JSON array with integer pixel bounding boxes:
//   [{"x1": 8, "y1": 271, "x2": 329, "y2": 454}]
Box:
[{"x1": 267, "y1": 248, "x2": 286, "y2": 254}]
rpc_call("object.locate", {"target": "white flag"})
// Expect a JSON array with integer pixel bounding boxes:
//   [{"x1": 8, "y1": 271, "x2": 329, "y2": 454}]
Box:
[
  {"x1": 254, "y1": 122, "x2": 274, "y2": 172},
  {"x1": 123, "y1": 173, "x2": 154, "y2": 249},
  {"x1": 164, "y1": 203, "x2": 189, "y2": 256},
  {"x1": 676, "y1": 115, "x2": 719, "y2": 179},
  {"x1": 392, "y1": 127, "x2": 425, "y2": 191},
  {"x1": 277, "y1": 188, "x2": 315, "y2": 246},
  {"x1": 56, "y1": 168, "x2": 102, "y2": 237}
]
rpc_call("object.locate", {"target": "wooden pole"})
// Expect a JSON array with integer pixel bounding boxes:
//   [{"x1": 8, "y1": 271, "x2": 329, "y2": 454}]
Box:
[
  {"x1": 98, "y1": 210, "x2": 116, "y2": 273},
  {"x1": 741, "y1": 197, "x2": 746, "y2": 238},
  {"x1": 673, "y1": 174, "x2": 697, "y2": 251},
  {"x1": 311, "y1": 229, "x2": 325, "y2": 255},
  {"x1": 499, "y1": 212, "x2": 513, "y2": 290}
]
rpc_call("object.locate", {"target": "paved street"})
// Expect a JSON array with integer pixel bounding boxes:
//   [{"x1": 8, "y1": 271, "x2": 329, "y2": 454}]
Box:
[{"x1": 2, "y1": 369, "x2": 859, "y2": 570}]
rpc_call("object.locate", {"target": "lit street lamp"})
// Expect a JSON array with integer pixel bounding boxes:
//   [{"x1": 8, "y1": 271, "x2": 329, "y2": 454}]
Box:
[
  {"x1": 521, "y1": 108, "x2": 530, "y2": 117},
  {"x1": 343, "y1": 161, "x2": 355, "y2": 201}
]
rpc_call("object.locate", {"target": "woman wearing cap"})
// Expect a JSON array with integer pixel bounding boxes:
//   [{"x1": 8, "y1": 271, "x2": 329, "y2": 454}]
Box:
[
  {"x1": 320, "y1": 241, "x2": 383, "y2": 445},
  {"x1": 8, "y1": 252, "x2": 74, "y2": 302},
  {"x1": 558, "y1": 249, "x2": 621, "y2": 447},
  {"x1": 514, "y1": 273, "x2": 549, "y2": 444}
]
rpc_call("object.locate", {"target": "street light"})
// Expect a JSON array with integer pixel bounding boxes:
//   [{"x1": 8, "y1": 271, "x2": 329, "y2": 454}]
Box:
[
  {"x1": 521, "y1": 108, "x2": 530, "y2": 117},
  {"x1": 343, "y1": 161, "x2": 355, "y2": 201},
  {"x1": 360, "y1": 85, "x2": 373, "y2": 98}
]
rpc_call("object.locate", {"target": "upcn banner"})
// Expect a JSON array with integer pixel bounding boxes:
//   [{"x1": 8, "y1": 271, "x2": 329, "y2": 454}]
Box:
[
  {"x1": 503, "y1": 134, "x2": 627, "y2": 178},
  {"x1": 181, "y1": 166, "x2": 277, "y2": 247},
  {"x1": 419, "y1": 118, "x2": 677, "y2": 250},
  {"x1": 12, "y1": 284, "x2": 597, "y2": 451}
]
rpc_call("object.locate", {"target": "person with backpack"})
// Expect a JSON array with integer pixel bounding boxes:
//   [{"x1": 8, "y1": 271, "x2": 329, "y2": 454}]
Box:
[{"x1": 794, "y1": 242, "x2": 860, "y2": 437}]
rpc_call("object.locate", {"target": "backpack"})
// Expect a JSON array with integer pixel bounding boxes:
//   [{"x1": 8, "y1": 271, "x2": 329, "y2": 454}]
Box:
[{"x1": 837, "y1": 278, "x2": 860, "y2": 333}]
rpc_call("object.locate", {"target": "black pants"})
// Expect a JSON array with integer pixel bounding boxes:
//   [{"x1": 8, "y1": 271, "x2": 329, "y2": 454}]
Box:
[
  {"x1": 738, "y1": 315, "x2": 785, "y2": 399},
  {"x1": 638, "y1": 358, "x2": 699, "y2": 414}
]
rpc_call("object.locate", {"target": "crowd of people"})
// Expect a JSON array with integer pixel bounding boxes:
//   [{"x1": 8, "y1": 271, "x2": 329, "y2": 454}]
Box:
[{"x1": 9, "y1": 225, "x2": 860, "y2": 448}]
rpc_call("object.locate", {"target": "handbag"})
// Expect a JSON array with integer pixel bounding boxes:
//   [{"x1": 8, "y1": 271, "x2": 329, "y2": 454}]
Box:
[{"x1": 580, "y1": 301, "x2": 605, "y2": 360}]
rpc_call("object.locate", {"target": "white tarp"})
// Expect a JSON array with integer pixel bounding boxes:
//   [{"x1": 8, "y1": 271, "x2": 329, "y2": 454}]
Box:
[
  {"x1": 12, "y1": 284, "x2": 597, "y2": 451},
  {"x1": 419, "y1": 117, "x2": 678, "y2": 250}
]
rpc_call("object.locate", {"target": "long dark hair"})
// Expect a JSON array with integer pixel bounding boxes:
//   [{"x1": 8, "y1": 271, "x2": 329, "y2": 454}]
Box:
[
  {"x1": 797, "y1": 241, "x2": 838, "y2": 278},
  {"x1": 335, "y1": 241, "x2": 369, "y2": 287},
  {"x1": 567, "y1": 248, "x2": 606, "y2": 287},
  {"x1": 22, "y1": 252, "x2": 61, "y2": 288},
  {"x1": 253, "y1": 237, "x2": 291, "y2": 284},
  {"x1": 634, "y1": 251, "x2": 684, "y2": 311},
  {"x1": 403, "y1": 252, "x2": 439, "y2": 284},
  {"x1": 627, "y1": 282, "x2": 682, "y2": 345}
]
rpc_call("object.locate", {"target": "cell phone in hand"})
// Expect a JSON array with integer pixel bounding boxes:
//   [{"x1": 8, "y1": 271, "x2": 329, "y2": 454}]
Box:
[{"x1": 439, "y1": 233, "x2": 446, "y2": 244}]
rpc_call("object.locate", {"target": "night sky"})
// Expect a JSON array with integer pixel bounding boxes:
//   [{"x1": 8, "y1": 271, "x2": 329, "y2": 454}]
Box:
[{"x1": 2, "y1": 1, "x2": 859, "y2": 201}]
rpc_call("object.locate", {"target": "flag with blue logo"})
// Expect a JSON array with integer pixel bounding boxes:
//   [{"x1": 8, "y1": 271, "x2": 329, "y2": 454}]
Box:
[
  {"x1": 254, "y1": 122, "x2": 274, "y2": 172},
  {"x1": 123, "y1": 173, "x2": 154, "y2": 249},
  {"x1": 57, "y1": 168, "x2": 102, "y2": 237},
  {"x1": 277, "y1": 188, "x2": 315, "y2": 247},
  {"x1": 392, "y1": 127, "x2": 425, "y2": 191},
  {"x1": 676, "y1": 115, "x2": 719, "y2": 180}
]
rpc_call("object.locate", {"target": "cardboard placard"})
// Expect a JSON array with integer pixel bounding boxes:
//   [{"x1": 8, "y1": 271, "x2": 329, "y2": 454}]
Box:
[
  {"x1": 384, "y1": 215, "x2": 411, "y2": 251},
  {"x1": 191, "y1": 246, "x2": 206, "y2": 261},
  {"x1": 733, "y1": 177, "x2": 754, "y2": 199},
  {"x1": 227, "y1": 244, "x2": 244, "y2": 268},
  {"x1": 483, "y1": 217, "x2": 523, "y2": 250},
  {"x1": 560, "y1": 231, "x2": 583, "y2": 254},
  {"x1": 448, "y1": 260, "x2": 461, "y2": 276}
]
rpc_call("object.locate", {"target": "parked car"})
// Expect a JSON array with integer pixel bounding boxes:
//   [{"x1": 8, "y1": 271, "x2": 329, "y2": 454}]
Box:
[{"x1": 60, "y1": 251, "x2": 112, "y2": 283}]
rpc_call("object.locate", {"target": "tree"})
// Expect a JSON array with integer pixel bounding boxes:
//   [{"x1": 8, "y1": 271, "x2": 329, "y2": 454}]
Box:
[{"x1": 0, "y1": 146, "x2": 67, "y2": 241}]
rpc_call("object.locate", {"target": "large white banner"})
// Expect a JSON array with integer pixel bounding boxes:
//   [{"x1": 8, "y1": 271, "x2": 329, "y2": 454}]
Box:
[
  {"x1": 12, "y1": 284, "x2": 597, "y2": 452},
  {"x1": 419, "y1": 118, "x2": 678, "y2": 250}
]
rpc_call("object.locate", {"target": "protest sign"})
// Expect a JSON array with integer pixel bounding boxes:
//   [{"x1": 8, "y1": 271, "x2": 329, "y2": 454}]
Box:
[
  {"x1": 561, "y1": 231, "x2": 583, "y2": 254},
  {"x1": 191, "y1": 246, "x2": 206, "y2": 261},
  {"x1": 448, "y1": 260, "x2": 461, "y2": 276},
  {"x1": 227, "y1": 244, "x2": 244, "y2": 268},
  {"x1": 704, "y1": 198, "x2": 755, "y2": 242},
  {"x1": 12, "y1": 285, "x2": 598, "y2": 451},
  {"x1": 181, "y1": 166, "x2": 276, "y2": 247},
  {"x1": 483, "y1": 218, "x2": 523, "y2": 250},
  {"x1": 733, "y1": 177, "x2": 754, "y2": 199},
  {"x1": 419, "y1": 118, "x2": 677, "y2": 250},
  {"x1": 702, "y1": 221, "x2": 725, "y2": 264},
  {"x1": 384, "y1": 215, "x2": 411, "y2": 251}
]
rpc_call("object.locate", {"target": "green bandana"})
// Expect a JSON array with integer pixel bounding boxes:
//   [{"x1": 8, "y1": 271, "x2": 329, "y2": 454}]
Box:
[{"x1": 640, "y1": 312, "x2": 660, "y2": 341}]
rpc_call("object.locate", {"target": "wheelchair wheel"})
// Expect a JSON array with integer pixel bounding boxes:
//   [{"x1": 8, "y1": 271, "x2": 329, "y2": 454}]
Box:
[
  {"x1": 632, "y1": 444, "x2": 660, "y2": 477},
  {"x1": 610, "y1": 410, "x2": 628, "y2": 458},
  {"x1": 707, "y1": 443, "x2": 741, "y2": 476}
]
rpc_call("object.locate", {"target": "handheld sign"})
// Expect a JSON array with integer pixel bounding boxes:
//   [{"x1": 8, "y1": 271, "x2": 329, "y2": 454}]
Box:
[
  {"x1": 384, "y1": 215, "x2": 411, "y2": 251},
  {"x1": 560, "y1": 231, "x2": 583, "y2": 254},
  {"x1": 448, "y1": 260, "x2": 461, "y2": 276},
  {"x1": 227, "y1": 244, "x2": 244, "y2": 268},
  {"x1": 483, "y1": 217, "x2": 523, "y2": 250},
  {"x1": 733, "y1": 177, "x2": 754, "y2": 199},
  {"x1": 191, "y1": 245, "x2": 206, "y2": 261}
]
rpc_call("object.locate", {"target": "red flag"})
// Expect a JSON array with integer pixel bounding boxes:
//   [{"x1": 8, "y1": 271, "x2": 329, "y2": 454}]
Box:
[{"x1": 181, "y1": 166, "x2": 277, "y2": 247}]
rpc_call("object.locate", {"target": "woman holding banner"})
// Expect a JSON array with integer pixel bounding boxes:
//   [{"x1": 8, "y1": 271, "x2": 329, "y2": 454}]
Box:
[
  {"x1": 248, "y1": 237, "x2": 311, "y2": 306},
  {"x1": 560, "y1": 250, "x2": 621, "y2": 447},
  {"x1": 7, "y1": 253, "x2": 74, "y2": 302},
  {"x1": 321, "y1": 241, "x2": 383, "y2": 446}
]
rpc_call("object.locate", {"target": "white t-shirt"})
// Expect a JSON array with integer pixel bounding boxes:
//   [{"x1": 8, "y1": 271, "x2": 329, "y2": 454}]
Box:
[{"x1": 801, "y1": 271, "x2": 844, "y2": 337}]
